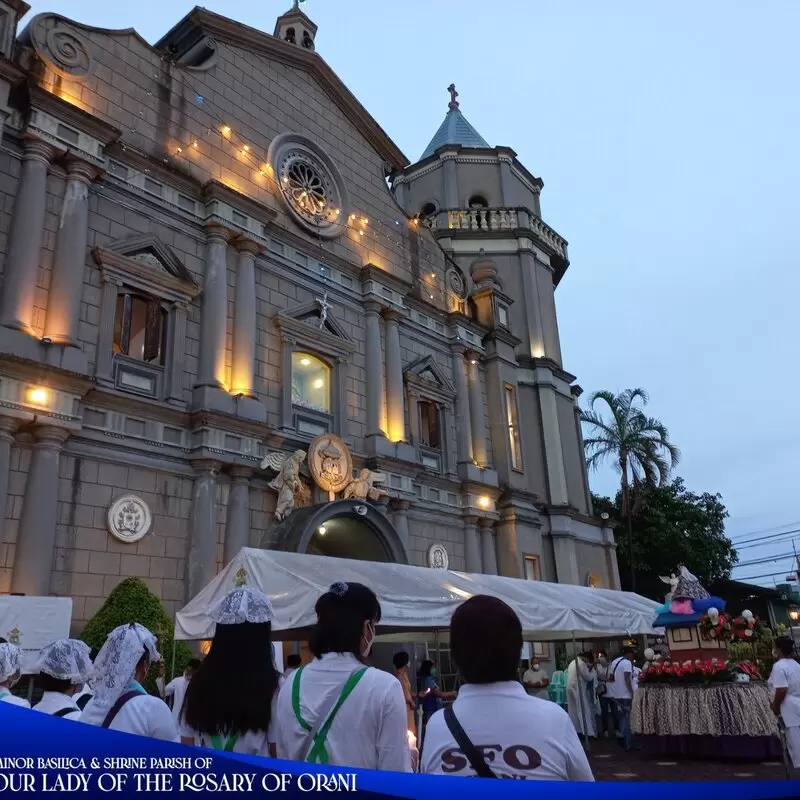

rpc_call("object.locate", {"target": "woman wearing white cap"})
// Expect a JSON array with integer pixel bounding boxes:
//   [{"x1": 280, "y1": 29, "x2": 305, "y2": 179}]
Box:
[
  {"x1": 80, "y1": 622, "x2": 179, "y2": 741},
  {"x1": 179, "y1": 586, "x2": 283, "y2": 755},
  {"x1": 0, "y1": 641, "x2": 30, "y2": 708},
  {"x1": 32, "y1": 639, "x2": 93, "y2": 720}
]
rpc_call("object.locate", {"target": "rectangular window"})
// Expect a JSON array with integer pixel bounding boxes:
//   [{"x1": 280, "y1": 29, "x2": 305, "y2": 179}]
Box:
[
  {"x1": 497, "y1": 304, "x2": 509, "y2": 328},
  {"x1": 56, "y1": 124, "x2": 80, "y2": 145},
  {"x1": 418, "y1": 400, "x2": 440, "y2": 449},
  {"x1": 113, "y1": 293, "x2": 167, "y2": 365},
  {"x1": 504, "y1": 384, "x2": 522, "y2": 470},
  {"x1": 523, "y1": 555, "x2": 539, "y2": 581},
  {"x1": 178, "y1": 194, "x2": 196, "y2": 212},
  {"x1": 232, "y1": 210, "x2": 248, "y2": 227},
  {"x1": 144, "y1": 178, "x2": 163, "y2": 197},
  {"x1": 108, "y1": 161, "x2": 128, "y2": 180}
]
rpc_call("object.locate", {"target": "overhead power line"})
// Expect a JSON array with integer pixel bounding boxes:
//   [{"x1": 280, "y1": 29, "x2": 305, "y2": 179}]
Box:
[
  {"x1": 731, "y1": 529, "x2": 800, "y2": 550},
  {"x1": 730, "y1": 522, "x2": 800, "y2": 543},
  {"x1": 733, "y1": 551, "x2": 796, "y2": 569}
]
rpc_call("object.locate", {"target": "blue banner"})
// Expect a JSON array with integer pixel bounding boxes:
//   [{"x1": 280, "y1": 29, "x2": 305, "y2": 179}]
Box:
[{"x1": 0, "y1": 704, "x2": 797, "y2": 798}]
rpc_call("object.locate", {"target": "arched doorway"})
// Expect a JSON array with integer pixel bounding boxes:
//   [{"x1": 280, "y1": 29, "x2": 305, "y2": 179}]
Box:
[{"x1": 269, "y1": 499, "x2": 409, "y2": 564}]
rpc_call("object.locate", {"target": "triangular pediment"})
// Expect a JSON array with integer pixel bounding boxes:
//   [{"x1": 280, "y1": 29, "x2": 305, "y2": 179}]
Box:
[
  {"x1": 106, "y1": 235, "x2": 197, "y2": 288},
  {"x1": 404, "y1": 355, "x2": 454, "y2": 395},
  {"x1": 276, "y1": 299, "x2": 356, "y2": 358}
]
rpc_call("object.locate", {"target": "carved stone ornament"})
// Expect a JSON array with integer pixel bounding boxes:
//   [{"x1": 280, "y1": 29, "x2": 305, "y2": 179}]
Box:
[
  {"x1": 428, "y1": 544, "x2": 449, "y2": 571},
  {"x1": 29, "y1": 14, "x2": 93, "y2": 79},
  {"x1": 260, "y1": 450, "x2": 309, "y2": 522},
  {"x1": 107, "y1": 495, "x2": 153, "y2": 544},
  {"x1": 308, "y1": 434, "x2": 353, "y2": 495}
]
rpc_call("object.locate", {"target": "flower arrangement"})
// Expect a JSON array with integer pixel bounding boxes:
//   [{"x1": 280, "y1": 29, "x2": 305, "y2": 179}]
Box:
[
  {"x1": 730, "y1": 613, "x2": 761, "y2": 640},
  {"x1": 699, "y1": 610, "x2": 732, "y2": 641},
  {"x1": 639, "y1": 658, "x2": 762, "y2": 685}
]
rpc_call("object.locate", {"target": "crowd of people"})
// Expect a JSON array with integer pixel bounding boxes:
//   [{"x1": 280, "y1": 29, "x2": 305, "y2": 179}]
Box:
[{"x1": 1, "y1": 583, "x2": 799, "y2": 779}]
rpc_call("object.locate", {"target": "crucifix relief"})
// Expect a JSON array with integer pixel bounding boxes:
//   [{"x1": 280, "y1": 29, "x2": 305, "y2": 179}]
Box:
[
  {"x1": 448, "y1": 83, "x2": 459, "y2": 110},
  {"x1": 316, "y1": 290, "x2": 330, "y2": 330}
]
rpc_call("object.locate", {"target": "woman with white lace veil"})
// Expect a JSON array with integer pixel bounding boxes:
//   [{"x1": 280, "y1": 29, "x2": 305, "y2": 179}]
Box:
[
  {"x1": 179, "y1": 586, "x2": 283, "y2": 756},
  {"x1": 0, "y1": 641, "x2": 30, "y2": 708},
  {"x1": 32, "y1": 639, "x2": 93, "y2": 720},
  {"x1": 80, "y1": 622, "x2": 178, "y2": 741}
]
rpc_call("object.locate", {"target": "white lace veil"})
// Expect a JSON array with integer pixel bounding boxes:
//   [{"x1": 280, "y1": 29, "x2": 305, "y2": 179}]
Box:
[
  {"x1": 34, "y1": 639, "x2": 93, "y2": 685},
  {"x1": 90, "y1": 623, "x2": 160, "y2": 709},
  {"x1": 208, "y1": 586, "x2": 275, "y2": 626},
  {"x1": 0, "y1": 642, "x2": 21, "y2": 683}
]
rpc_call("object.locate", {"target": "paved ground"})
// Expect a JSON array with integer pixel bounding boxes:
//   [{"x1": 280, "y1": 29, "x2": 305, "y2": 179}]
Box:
[{"x1": 587, "y1": 738, "x2": 793, "y2": 782}]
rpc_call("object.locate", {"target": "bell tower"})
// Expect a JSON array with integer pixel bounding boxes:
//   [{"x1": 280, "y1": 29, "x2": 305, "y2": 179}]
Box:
[
  {"x1": 274, "y1": 1, "x2": 317, "y2": 51},
  {"x1": 392, "y1": 85, "x2": 610, "y2": 588}
]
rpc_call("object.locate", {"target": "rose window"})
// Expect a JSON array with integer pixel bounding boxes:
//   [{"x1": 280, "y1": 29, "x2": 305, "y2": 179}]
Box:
[{"x1": 268, "y1": 133, "x2": 349, "y2": 239}]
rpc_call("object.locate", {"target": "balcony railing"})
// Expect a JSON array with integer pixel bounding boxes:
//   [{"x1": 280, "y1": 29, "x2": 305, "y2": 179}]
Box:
[{"x1": 430, "y1": 207, "x2": 568, "y2": 259}]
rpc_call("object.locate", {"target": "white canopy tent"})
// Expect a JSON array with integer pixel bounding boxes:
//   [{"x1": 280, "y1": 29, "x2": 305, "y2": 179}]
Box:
[{"x1": 175, "y1": 548, "x2": 661, "y2": 642}]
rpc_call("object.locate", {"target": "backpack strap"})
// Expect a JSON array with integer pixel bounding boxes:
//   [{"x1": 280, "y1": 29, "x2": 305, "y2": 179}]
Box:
[
  {"x1": 53, "y1": 707, "x2": 76, "y2": 718},
  {"x1": 209, "y1": 733, "x2": 239, "y2": 752},
  {"x1": 101, "y1": 690, "x2": 142, "y2": 729},
  {"x1": 75, "y1": 694, "x2": 91, "y2": 710},
  {"x1": 443, "y1": 705, "x2": 497, "y2": 778}
]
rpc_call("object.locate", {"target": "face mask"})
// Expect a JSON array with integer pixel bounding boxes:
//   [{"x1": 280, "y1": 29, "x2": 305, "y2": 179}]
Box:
[
  {"x1": 362, "y1": 622, "x2": 375, "y2": 658},
  {"x1": 532, "y1": 663, "x2": 539, "y2": 670}
]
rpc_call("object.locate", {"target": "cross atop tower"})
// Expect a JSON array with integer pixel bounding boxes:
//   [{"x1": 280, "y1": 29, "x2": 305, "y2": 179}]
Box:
[{"x1": 447, "y1": 83, "x2": 459, "y2": 110}]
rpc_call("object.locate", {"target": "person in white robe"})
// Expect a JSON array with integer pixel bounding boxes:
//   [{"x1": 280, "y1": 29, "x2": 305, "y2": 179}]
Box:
[
  {"x1": 80, "y1": 623, "x2": 178, "y2": 741},
  {"x1": 0, "y1": 642, "x2": 30, "y2": 708},
  {"x1": 566, "y1": 652, "x2": 596, "y2": 738},
  {"x1": 179, "y1": 586, "x2": 283, "y2": 756},
  {"x1": 32, "y1": 639, "x2": 93, "y2": 721},
  {"x1": 769, "y1": 636, "x2": 800, "y2": 770},
  {"x1": 157, "y1": 658, "x2": 200, "y2": 727}
]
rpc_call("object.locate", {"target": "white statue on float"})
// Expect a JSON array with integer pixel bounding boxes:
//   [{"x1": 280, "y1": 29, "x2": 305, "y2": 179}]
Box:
[
  {"x1": 343, "y1": 469, "x2": 389, "y2": 502},
  {"x1": 260, "y1": 450, "x2": 309, "y2": 521}
]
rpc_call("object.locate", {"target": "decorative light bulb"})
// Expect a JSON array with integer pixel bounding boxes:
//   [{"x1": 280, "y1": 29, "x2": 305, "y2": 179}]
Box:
[
  {"x1": 243, "y1": 144, "x2": 249, "y2": 151},
  {"x1": 222, "y1": 125, "x2": 231, "y2": 136}
]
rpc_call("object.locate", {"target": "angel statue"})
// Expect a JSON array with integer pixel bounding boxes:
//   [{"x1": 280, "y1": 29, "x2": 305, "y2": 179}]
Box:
[
  {"x1": 343, "y1": 469, "x2": 389, "y2": 502},
  {"x1": 660, "y1": 573, "x2": 679, "y2": 601},
  {"x1": 260, "y1": 449, "x2": 308, "y2": 521}
]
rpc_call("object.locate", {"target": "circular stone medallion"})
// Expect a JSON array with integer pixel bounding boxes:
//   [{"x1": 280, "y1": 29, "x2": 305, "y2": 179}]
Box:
[
  {"x1": 307, "y1": 434, "x2": 353, "y2": 494},
  {"x1": 107, "y1": 494, "x2": 153, "y2": 544},
  {"x1": 428, "y1": 544, "x2": 449, "y2": 570}
]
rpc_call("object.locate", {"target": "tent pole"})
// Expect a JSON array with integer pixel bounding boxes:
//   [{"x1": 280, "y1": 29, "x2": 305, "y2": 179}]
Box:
[{"x1": 170, "y1": 617, "x2": 177, "y2": 682}]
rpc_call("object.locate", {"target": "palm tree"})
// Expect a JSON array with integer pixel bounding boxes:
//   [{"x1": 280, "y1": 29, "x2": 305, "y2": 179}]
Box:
[{"x1": 580, "y1": 388, "x2": 680, "y2": 592}]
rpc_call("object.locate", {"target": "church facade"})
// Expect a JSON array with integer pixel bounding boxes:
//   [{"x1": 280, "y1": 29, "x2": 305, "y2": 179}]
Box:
[{"x1": 0, "y1": 3, "x2": 619, "y2": 632}]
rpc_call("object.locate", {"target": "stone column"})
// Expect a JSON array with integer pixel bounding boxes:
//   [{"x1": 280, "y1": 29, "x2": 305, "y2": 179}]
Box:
[
  {"x1": 0, "y1": 418, "x2": 19, "y2": 541},
  {"x1": 463, "y1": 514, "x2": 482, "y2": 574},
  {"x1": 390, "y1": 498, "x2": 411, "y2": 552},
  {"x1": 0, "y1": 140, "x2": 56, "y2": 332},
  {"x1": 231, "y1": 239, "x2": 259, "y2": 397},
  {"x1": 450, "y1": 343, "x2": 473, "y2": 464},
  {"x1": 223, "y1": 467, "x2": 252, "y2": 566},
  {"x1": 382, "y1": 309, "x2": 405, "y2": 443},
  {"x1": 95, "y1": 274, "x2": 121, "y2": 384},
  {"x1": 479, "y1": 517, "x2": 498, "y2": 575},
  {"x1": 11, "y1": 426, "x2": 70, "y2": 595},
  {"x1": 186, "y1": 460, "x2": 220, "y2": 601},
  {"x1": 364, "y1": 301, "x2": 385, "y2": 437},
  {"x1": 44, "y1": 160, "x2": 97, "y2": 346},
  {"x1": 467, "y1": 354, "x2": 489, "y2": 466},
  {"x1": 196, "y1": 226, "x2": 230, "y2": 388},
  {"x1": 167, "y1": 302, "x2": 189, "y2": 403},
  {"x1": 442, "y1": 154, "x2": 459, "y2": 209}
]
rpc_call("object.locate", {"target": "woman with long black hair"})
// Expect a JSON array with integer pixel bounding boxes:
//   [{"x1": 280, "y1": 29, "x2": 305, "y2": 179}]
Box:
[
  {"x1": 180, "y1": 586, "x2": 282, "y2": 755},
  {"x1": 275, "y1": 581, "x2": 412, "y2": 771}
]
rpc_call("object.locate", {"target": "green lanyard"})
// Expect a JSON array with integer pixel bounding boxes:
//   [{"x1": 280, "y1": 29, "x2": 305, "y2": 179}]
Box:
[
  {"x1": 291, "y1": 665, "x2": 368, "y2": 765},
  {"x1": 208, "y1": 733, "x2": 239, "y2": 752}
]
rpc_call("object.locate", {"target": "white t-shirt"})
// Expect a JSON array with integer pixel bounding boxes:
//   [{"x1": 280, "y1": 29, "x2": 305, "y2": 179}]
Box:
[
  {"x1": 33, "y1": 691, "x2": 81, "y2": 721},
  {"x1": 522, "y1": 667, "x2": 549, "y2": 699},
  {"x1": 81, "y1": 693, "x2": 179, "y2": 741},
  {"x1": 0, "y1": 689, "x2": 30, "y2": 708},
  {"x1": 769, "y1": 658, "x2": 800, "y2": 728},
  {"x1": 178, "y1": 676, "x2": 283, "y2": 755},
  {"x1": 421, "y1": 682, "x2": 593, "y2": 781},
  {"x1": 275, "y1": 652, "x2": 412, "y2": 772},
  {"x1": 162, "y1": 675, "x2": 189, "y2": 725},
  {"x1": 605, "y1": 657, "x2": 633, "y2": 700}
]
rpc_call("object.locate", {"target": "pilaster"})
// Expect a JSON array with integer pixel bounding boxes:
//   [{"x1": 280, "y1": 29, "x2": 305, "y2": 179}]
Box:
[
  {"x1": 11, "y1": 425, "x2": 70, "y2": 595},
  {"x1": 223, "y1": 466, "x2": 252, "y2": 566},
  {"x1": 0, "y1": 139, "x2": 57, "y2": 334},
  {"x1": 449, "y1": 342, "x2": 473, "y2": 465},
  {"x1": 466, "y1": 352, "x2": 489, "y2": 467},
  {"x1": 390, "y1": 498, "x2": 411, "y2": 551},
  {"x1": 479, "y1": 517, "x2": 498, "y2": 575},
  {"x1": 186, "y1": 459, "x2": 221, "y2": 602},
  {"x1": 382, "y1": 308, "x2": 405, "y2": 443},
  {"x1": 95, "y1": 274, "x2": 121, "y2": 385},
  {"x1": 0, "y1": 417, "x2": 19, "y2": 542},
  {"x1": 463, "y1": 514, "x2": 482, "y2": 574},
  {"x1": 364, "y1": 300, "x2": 386, "y2": 440},
  {"x1": 196, "y1": 225, "x2": 230, "y2": 390},
  {"x1": 231, "y1": 238, "x2": 260, "y2": 399}
]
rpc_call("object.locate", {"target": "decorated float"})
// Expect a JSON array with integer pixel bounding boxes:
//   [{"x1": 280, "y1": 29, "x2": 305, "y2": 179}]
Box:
[{"x1": 632, "y1": 566, "x2": 781, "y2": 758}]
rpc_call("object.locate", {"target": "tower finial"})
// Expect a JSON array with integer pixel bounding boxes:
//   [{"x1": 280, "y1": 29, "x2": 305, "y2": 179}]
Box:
[{"x1": 447, "y1": 83, "x2": 459, "y2": 110}]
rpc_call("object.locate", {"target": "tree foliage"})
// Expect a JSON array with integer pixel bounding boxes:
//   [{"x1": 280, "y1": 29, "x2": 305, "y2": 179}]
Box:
[
  {"x1": 593, "y1": 478, "x2": 738, "y2": 600},
  {"x1": 581, "y1": 388, "x2": 680, "y2": 513},
  {"x1": 79, "y1": 577, "x2": 192, "y2": 694}
]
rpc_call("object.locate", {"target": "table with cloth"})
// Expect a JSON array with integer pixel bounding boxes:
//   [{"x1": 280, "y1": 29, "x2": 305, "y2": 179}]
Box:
[{"x1": 632, "y1": 683, "x2": 782, "y2": 758}]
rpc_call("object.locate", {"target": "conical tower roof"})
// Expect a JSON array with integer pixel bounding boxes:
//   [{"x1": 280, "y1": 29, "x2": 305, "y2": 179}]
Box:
[{"x1": 419, "y1": 84, "x2": 489, "y2": 161}]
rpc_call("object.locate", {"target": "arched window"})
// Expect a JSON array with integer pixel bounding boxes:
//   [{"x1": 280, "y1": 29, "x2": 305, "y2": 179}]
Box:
[
  {"x1": 468, "y1": 195, "x2": 488, "y2": 209},
  {"x1": 285, "y1": 27, "x2": 296, "y2": 44},
  {"x1": 421, "y1": 202, "x2": 438, "y2": 218},
  {"x1": 113, "y1": 292, "x2": 167, "y2": 365},
  {"x1": 291, "y1": 352, "x2": 331, "y2": 413}
]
